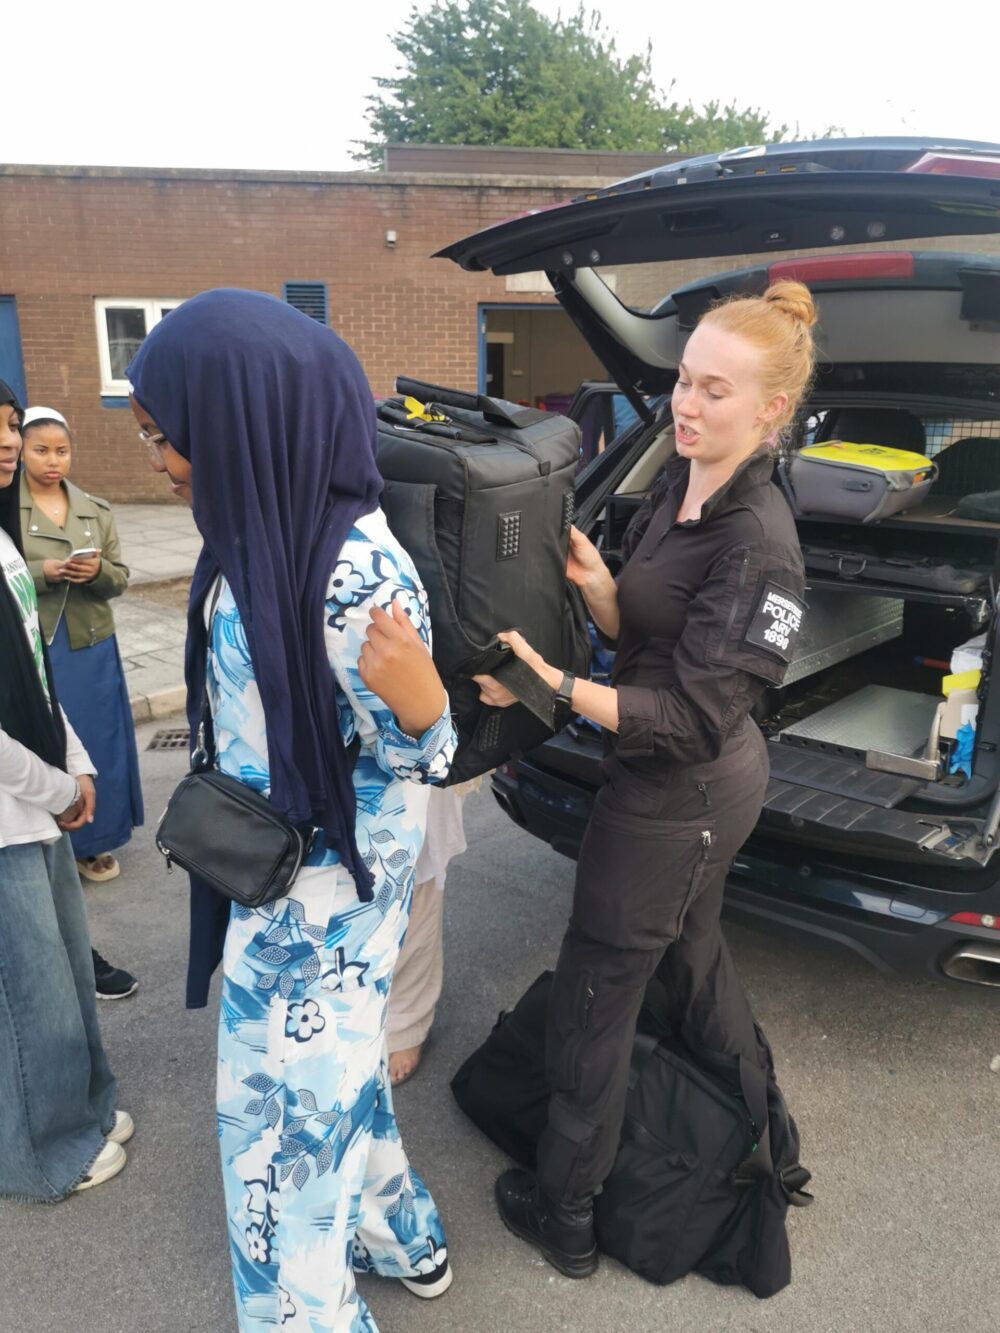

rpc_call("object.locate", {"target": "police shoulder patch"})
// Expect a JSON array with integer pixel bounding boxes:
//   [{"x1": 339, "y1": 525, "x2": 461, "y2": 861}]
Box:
[{"x1": 743, "y1": 581, "x2": 804, "y2": 662}]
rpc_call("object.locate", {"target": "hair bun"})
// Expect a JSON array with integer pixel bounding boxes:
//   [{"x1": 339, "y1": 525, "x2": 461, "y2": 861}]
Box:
[{"x1": 763, "y1": 280, "x2": 817, "y2": 329}]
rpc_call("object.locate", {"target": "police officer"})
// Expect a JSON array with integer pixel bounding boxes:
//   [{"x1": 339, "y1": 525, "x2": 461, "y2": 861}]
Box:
[{"x1": 474, "y1": 280, "x2": 817, "y2": 1277}]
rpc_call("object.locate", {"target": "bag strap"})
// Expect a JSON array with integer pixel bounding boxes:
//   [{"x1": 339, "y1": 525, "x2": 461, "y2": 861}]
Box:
[
  {"x1": 627, "y1": 1031, "x2": 660, "y2": 1091},
  {"x1": 190, "y1": 578, "x2": 225, "y2": 772},
  {"x1": 394, "y1": 376, "x2": 551, "y2": 430},
  {"x1": 732, "y1": 1054, "x2": 775, "y2": 1183},
  {"x1": 378, "y1": 398, "x2": 499, "y2": 444},
  {"x1": 732, "y1": 1056, "x2": 814, "y2": 1203},
  {"x1": 486, "y1": 648, "x2": 560, "y2": 729}
]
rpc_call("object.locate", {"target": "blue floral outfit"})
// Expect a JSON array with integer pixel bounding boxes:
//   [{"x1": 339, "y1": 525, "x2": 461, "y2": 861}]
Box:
[{"x1": 211, "y1": 509, "x2": 456, "y2": 1331}]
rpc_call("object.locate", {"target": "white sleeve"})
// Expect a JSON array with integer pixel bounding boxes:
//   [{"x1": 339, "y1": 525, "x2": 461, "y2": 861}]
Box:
[
  {"x1": 0, "y1": 725, "x2": 80, "y2": 814},
  {"x1": 61, "y1": 708, "x2": 97, "y2": 778}
]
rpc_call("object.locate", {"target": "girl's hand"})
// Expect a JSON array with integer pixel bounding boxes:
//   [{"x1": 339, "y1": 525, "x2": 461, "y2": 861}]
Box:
[
  {"x1": 42, "y1": 558, "x2": 68, "y2": 583},
  {"x1": 359, "y1": 599, "x2": 448, "y2": 738},
  {"x1": 62, "y1": 553, "x2": 102, "y2": 584},
  {"x1": 472, "y1": 629, "x2": 560, "y2": 708},
  {"x1": 567, "y1": 525, "x2": 609, "y2": 592},
  {"x1": 57, "y1": 775, "x2": 96, "y2": 831}
]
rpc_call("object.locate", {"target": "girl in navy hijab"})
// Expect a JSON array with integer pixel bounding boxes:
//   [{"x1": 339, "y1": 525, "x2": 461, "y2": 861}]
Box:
[{"x1": 128, "y1": 290, "x2": 457, "y2": 1330}]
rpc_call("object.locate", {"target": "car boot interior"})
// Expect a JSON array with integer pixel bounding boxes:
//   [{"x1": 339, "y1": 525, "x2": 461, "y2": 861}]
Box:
[{"x1": 588, "y1": 401, "x2": 1000, "y2": 871}]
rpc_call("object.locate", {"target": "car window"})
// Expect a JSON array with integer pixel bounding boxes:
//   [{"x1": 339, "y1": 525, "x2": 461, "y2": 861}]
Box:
[
  {"x1": 803, "y1": 413, "x2": 1000, "y2": 455},
  {"x1": 924, "y1": 419, "x2": 1000, "y2": 457},
  {"x1": 593, "y1": 230, "x2": 1000, "y2": 318}
]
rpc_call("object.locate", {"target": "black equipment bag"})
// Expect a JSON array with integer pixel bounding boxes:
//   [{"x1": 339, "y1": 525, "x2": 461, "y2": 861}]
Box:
[
  {"x1": 801, "y1": 543, "x2": 989, "y2": 595},
  {"x1": 375, "y1": 378, "x2": 592, "y2": 785},
  {"x1": 451, "y1": 971, "x2": 812, "y2": 1299}
]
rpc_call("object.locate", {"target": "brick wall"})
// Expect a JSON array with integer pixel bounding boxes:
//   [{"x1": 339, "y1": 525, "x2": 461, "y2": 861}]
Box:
[{"x1": 0, "y1": 166, "x2": 599, "y2": 501}]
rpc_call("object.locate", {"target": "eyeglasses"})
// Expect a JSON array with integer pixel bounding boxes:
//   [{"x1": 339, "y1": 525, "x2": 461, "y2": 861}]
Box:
[{"x1": 138, "y1": 428, "x2": 169, "y2": 461}]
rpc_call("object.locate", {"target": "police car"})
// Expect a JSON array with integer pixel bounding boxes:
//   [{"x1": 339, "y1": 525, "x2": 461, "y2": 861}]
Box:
[{"x1": 440, "y1": 137, "x2": 1000, "y2": 989}]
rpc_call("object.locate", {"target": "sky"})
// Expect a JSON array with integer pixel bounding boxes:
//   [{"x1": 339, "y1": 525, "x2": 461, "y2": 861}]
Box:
[{"x1": 3, "y1": 0, "x2": 998, "y2": 172}]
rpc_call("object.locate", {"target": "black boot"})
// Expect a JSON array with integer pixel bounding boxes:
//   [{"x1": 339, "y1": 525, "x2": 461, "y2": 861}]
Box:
[{"x1": 495, "y1": 1168, "x2": 598, "y2": 1278}]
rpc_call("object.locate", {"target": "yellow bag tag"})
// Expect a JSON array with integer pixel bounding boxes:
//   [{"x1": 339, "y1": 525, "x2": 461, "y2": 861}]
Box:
[{"x1": 404, "y1": 395, "x2": 450, "y2": 424}]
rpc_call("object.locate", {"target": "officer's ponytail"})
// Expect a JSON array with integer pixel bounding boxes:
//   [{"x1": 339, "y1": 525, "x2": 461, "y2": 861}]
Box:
[{"x1": 700, "y1": 280, "x2": 818, "y2": 437}]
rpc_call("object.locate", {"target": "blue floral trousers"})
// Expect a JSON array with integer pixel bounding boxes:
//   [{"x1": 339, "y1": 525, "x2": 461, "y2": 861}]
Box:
[{"x1": 218, "y1": 864, "x2": 446, "y2": 1331}]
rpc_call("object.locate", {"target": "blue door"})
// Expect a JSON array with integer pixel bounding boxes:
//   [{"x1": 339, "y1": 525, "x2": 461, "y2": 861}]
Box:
[{"x1": 0, "y1": 297, "x2": 27, "y2": 405}]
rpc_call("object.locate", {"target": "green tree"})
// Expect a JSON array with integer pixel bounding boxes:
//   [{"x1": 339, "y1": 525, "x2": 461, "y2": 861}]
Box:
[{"x1": 356, "y1": 0, "x2": 791, "y2": 166}]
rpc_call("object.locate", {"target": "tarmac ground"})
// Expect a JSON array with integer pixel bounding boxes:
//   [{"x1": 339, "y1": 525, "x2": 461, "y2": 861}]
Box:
[{"x1": 3, "y1": 722, "x2": 999, "y2": 1333}]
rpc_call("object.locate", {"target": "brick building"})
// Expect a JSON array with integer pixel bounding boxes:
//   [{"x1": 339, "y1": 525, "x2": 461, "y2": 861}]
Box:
[{"x1": 0, "y1": 146, "x2": 678, "y2": 501}]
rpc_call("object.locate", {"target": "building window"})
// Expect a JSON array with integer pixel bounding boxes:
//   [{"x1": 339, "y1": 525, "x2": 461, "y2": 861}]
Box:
[
  {"x1": 283, "y1": 282, "x2": 328, "y2": 324},
  {"x1": 95, "y1": 298, "x2": 184, "y2": 396}
]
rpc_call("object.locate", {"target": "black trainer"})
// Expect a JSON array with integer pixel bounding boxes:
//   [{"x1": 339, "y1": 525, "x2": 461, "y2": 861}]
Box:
[
  {"x1": 93, "y1": 949, "x2": 139, "y2": 1000},
  {"x1": 495, "y1": 1169, "x2": 598, "y2": 1279}
]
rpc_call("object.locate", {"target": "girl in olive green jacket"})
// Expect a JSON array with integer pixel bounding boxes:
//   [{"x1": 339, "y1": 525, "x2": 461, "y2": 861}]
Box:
[{"x1": 19, "y1": 408, "x2": 143, "y2": 894}]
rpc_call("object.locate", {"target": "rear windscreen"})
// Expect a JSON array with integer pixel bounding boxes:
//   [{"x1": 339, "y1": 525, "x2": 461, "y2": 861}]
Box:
[{"x1": 595, "y1": 233, "x2": 1000, "y2": 316}]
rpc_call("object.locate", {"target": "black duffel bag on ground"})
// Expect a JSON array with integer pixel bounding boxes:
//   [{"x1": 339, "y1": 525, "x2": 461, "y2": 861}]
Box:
[
  {"x1": 451, "y1": 971, "x2": 812, "y2": 1299},
  {"x1": 375, "y1": 379, "x2": 592, "y2": 785}
]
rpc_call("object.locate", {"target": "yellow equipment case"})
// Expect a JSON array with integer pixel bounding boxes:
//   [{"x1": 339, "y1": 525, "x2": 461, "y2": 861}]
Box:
[{"x1": 781, "y1": 441, "x2": 938, "y2": 524}]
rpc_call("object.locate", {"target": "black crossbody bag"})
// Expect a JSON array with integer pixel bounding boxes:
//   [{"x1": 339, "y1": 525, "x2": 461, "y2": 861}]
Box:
[{"x1": 155, "y1": 582, "x2": 313, "y2": 908}]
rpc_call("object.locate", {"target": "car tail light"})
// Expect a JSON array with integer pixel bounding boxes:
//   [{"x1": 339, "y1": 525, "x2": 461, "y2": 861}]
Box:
[
  {"x1": 906, "y1": 152, "x2": 1000, "y2": 180},
  {"x1": 769, "y1": 253, "x2": 915, "y2": 284},
  {"x1": 948, "y1": 911, "x2": 1000, "y2": 929}
]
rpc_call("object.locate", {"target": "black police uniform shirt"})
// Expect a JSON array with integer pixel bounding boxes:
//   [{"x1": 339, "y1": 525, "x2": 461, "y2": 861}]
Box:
[{"x1": 609, "y1": 449, "x2": 805, "y2": 771}]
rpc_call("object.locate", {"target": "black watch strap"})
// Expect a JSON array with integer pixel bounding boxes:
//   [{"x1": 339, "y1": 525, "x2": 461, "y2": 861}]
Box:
[{"x1": 553, "y1": 671, "x2": 576, "y2": 730}]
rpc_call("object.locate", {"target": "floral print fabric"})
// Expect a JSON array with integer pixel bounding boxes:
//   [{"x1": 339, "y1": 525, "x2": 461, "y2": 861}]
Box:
[{"x1": 213, "y1": 509, "x2": 456, "y2": 1331}]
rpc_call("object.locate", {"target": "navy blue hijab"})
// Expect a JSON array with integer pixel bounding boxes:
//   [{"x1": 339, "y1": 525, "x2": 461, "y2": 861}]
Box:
[
  {"x1": 127, "y1": 289, "x2": 384, "y2": 917},
  {"x1": 0, "y1": 380, "x2": 67, "y2": 771}
]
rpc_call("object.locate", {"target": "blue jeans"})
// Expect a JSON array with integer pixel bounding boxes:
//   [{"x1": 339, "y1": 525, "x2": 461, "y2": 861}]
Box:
[{"x1": 0, "y1": 834, "x2": 118, "y2": 1201}]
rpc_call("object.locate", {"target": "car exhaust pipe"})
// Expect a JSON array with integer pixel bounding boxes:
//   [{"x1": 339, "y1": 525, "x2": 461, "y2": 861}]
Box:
[
  {"x1": 941, "y1": 941, "x2": 1000, "y2": 988},
  {"x1": 492, "y1": 788, "x2": 527, "y2": 828}
]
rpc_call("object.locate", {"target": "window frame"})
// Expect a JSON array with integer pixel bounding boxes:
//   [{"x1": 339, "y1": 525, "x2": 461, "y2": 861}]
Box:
[{"x1": 94, "y1": 298, "x2": 184, "y2": 396}]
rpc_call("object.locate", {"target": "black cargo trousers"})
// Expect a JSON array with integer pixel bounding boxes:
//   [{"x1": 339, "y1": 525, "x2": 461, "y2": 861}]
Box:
[{"x1": 536, "y1": 722, "x2": 771, "y2": 1208}]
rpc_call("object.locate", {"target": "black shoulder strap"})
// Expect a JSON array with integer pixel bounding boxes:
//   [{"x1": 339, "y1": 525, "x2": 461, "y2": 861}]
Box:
[
  {"x1": 735, "y1": 1054, "x2": 774, "y2": 1181},
  {"x1": 732, "y1": 1055, "x2": 813, "y2": 1204},
  {"x1": 191, "y1": 578, "x2": 225, "y2": 772},
  {"x1": 627, "y1": 1031, "x2": 660, "y2": 1091},
  {"x1": 394, "y1": 376, "x2": 551, "y2": 430}
]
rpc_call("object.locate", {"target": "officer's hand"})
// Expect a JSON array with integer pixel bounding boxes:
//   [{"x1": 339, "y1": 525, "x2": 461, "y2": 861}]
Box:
[
  {"x1": 566, "y1": 525, "x2": 607, "y2": 590},
  {"x1": 472, "y1": 629, "x2": 560, "y2": 707}
]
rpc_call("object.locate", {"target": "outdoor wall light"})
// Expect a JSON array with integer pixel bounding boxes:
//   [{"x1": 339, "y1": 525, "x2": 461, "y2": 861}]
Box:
[{"x1": 386, "y1": 230, "x2": 398, "y2": 248}]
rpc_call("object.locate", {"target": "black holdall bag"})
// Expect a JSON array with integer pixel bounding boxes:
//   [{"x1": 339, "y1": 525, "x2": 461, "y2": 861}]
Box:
[
  {"x1": 375, "y1": 378, "x2": 592, "y2": 785},
  {"x1": 451, "y1": 972, "x2": 812, "y2": 1300}
]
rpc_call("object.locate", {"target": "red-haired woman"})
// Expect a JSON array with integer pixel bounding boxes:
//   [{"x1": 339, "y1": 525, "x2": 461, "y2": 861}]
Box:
[{"x1": 475, "y1": 282, "x2": 818, "y2": 1276}]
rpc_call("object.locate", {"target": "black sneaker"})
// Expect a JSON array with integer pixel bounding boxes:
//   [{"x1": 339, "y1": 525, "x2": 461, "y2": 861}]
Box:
[
  {"x1": 93, "y1": 949, "x2": 139, "y2": 1000},
  {"x1": 495, "y1": 1169, "x2": 598, "y2": 1279}
]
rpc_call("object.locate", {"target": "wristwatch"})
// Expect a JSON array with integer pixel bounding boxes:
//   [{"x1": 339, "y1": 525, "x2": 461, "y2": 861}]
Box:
[{"x1": 552, "y1": 671, "x2": 576, "y2": 730}]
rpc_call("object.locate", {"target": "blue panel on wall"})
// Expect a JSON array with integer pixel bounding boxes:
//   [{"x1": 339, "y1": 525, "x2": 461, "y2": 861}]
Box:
[{"x1": 0, "y1": 297, "x2": 27, "y2": 405}]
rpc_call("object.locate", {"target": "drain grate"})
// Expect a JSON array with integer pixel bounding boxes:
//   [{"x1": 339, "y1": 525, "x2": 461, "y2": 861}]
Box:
[{"x1": 147, "y1": 727, "x2": 191, "y2": 751}]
